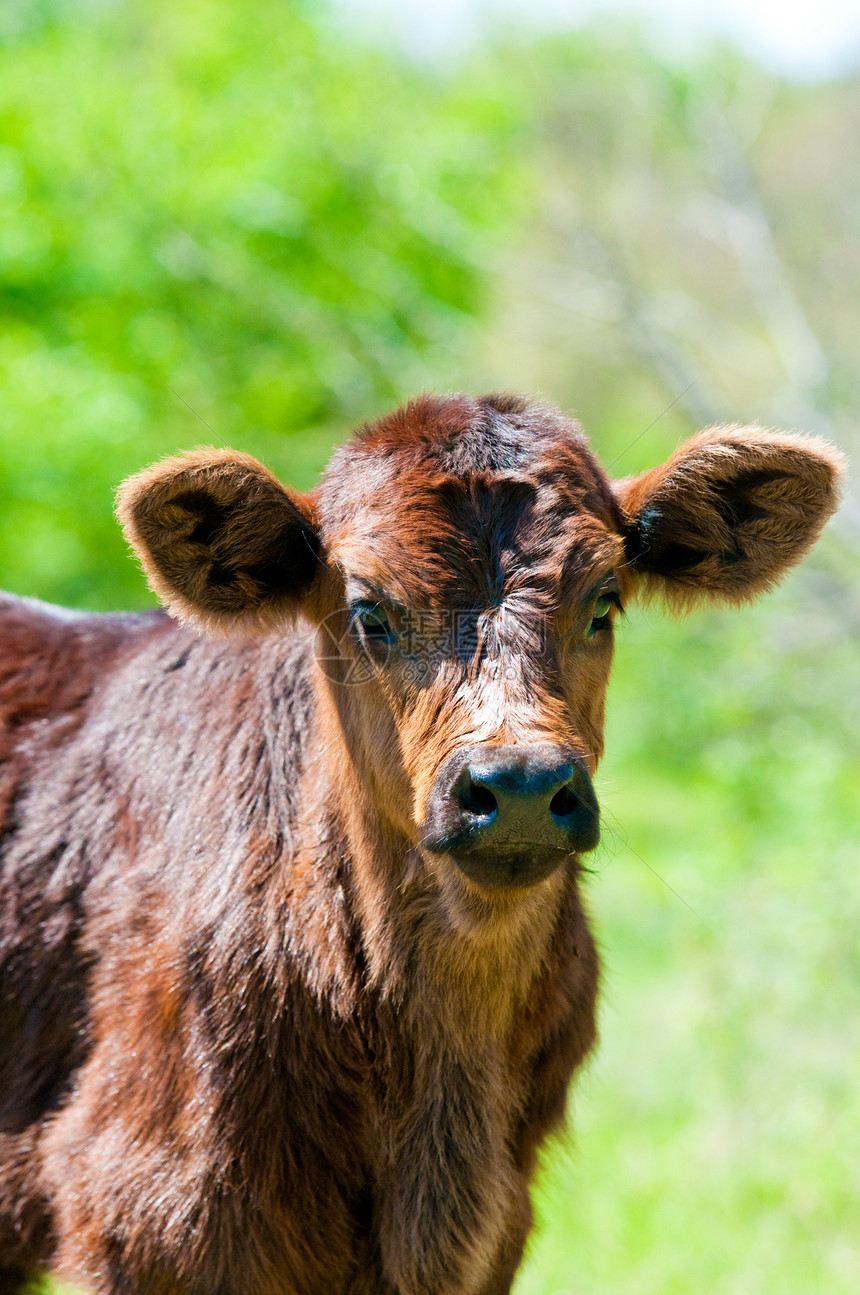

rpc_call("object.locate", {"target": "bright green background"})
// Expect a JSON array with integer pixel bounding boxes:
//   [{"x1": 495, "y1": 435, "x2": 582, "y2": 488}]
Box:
[{"x1": 1, "y1": 2, "x2": 857, "y2": 1292}]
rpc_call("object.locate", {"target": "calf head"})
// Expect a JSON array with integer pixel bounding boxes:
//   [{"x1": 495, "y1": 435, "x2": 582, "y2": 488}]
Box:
[{"x1": 119, "y1": 395, "x2": 842, "y2": 893}]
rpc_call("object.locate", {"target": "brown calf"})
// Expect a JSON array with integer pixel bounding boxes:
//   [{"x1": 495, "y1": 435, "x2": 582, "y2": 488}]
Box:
[{"x1": 0, "y1": 394, "x2": 843, "y2": 1294}]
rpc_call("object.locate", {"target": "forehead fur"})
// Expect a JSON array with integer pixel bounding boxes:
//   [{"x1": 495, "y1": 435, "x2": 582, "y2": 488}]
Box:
[
  {"x1": 321, "y1": 393, "x2": 620, "y2": 523},
  {"x1": 339, "y1": 393, "x2": 597, "y2": 475},
  {"x1": 351, "y1": 393, "x2": 578, "y2": 474},
  {"x1": 317, "y1": 394, "x2": 625, "y2": 609}
]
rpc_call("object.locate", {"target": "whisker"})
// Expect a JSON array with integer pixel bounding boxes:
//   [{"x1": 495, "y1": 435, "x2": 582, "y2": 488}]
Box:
[
  {"x1": 598, "y1": 806, "x2": 699, "y2": 916},
  {"x1": 606, "y1": 381, "x2": 696, "y2": 471},
  {"x1": 167, "y1": 385, "x2": 231, "y2": 449}
]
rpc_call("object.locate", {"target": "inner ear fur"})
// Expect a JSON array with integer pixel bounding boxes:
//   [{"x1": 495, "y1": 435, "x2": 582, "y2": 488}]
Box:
[
  {"x1": 614, "y1": 426, "x2": 845, "y2": 607},
  {"x1": 117, "y1": 448, "x2": 323, "y2": 633}
]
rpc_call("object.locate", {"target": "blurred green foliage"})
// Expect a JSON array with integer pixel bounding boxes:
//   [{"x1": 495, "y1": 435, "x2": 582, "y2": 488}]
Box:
[
  {"x1": 0, "y1": 0, "x2": 524, "y2": 607},
  {"x1": 1, "y1": 3, "x2": 857, "y2": 1294}
]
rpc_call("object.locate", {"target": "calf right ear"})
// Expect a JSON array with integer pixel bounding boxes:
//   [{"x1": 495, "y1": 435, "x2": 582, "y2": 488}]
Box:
[{"x1": 117, "y1": 448, "x2": 323, "y2": 634}]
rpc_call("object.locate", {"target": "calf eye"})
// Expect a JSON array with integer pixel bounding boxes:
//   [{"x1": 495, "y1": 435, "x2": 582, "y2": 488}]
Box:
[
  {"x1": 351, "y1": 602, "x2": 398, "y2": 647},
  {"x1": 587, "y1": 588, "x2": 624, "y2": 638}
]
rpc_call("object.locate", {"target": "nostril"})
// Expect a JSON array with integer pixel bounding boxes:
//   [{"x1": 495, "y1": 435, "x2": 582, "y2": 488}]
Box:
[
  {"x1": 549, "y1": 784, "x2": 580, "y2": 819},
  {"x1": 459, "y1": 780, "x2": 498, "y2": 819}
]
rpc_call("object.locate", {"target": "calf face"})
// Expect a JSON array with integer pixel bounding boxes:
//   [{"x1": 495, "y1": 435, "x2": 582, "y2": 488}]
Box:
[{"x1": 119, "y1": 394, "x2": 842, "y2": 895}]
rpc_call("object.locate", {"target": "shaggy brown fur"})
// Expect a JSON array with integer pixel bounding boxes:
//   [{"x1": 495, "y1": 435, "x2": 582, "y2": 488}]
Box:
[{"x1": 0, "y1": 395, "x2": 843, "y2": 1294}]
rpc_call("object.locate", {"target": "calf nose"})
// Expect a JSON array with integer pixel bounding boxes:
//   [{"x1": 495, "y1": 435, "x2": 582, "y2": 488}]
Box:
[
  {"x1": 455, "y1": 751, "x2": 578, "y2": 842},
  {"x1": 420, "y1": 743, "x2": 600, "y2": 889}
]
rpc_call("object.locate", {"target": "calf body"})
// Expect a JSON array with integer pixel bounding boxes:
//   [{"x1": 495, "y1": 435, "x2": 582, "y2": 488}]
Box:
[{"x1": 0, "y1": 395, "x2": 842, "y2": 1293}]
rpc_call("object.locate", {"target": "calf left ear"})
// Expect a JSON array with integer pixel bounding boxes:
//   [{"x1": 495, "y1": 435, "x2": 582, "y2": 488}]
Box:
[
  {"x1": 117, "y1": 448, "x2": 323, "y2": 633},
  {"x1": 614, "y1": 427, "x2": 845, "y2": 606}
]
